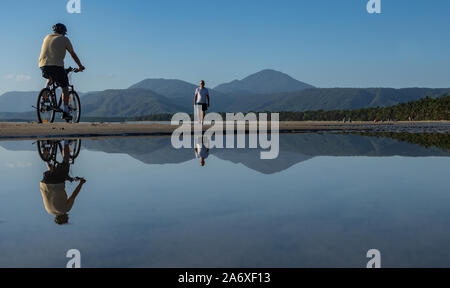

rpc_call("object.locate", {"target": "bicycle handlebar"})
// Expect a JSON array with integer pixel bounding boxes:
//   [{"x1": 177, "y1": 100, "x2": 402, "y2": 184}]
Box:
[{"x1": 66, "y1": 67, "x2": 83, "y2": 74}]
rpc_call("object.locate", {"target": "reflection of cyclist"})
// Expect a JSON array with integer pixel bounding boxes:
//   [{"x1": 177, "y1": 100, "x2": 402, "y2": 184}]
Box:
[
  {"x1": 39, "y1": 141, "x2": 86, "y2": 225},
  {"x1": 39, "y1": 23, "x2": 85, "y2": 121}
]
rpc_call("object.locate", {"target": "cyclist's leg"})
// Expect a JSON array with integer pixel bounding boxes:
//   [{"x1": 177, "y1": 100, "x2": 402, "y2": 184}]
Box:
[
  {"x1": 45, "y1": 78, "x2": 53, "y2": 88},
  {"x1": 52, "y1": 67, "x2": 71, "y2": 116},
  {"x1": 61, "y1": 86, "x2": 70, "y2": 111},
  {"x1": 62, "y1": 141, "x2": 70, "y2": 163},
  {"x1": 40, "y1": 66, "x2": 53, "y2": 95}
]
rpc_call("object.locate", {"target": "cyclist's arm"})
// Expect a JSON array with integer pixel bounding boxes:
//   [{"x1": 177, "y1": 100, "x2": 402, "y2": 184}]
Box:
[
  {"x1": 66, "y1": 39, "x2": 85, "y2": 70},
  {"x1": 69, "y1": 50, "x2": 85, "y2": 71},
  {"x1": 67, "y1": 179, "x2": 85, "y2": 207},
  {"x1": 194, "y1": 89, "x2": 198, "y2": 105}
]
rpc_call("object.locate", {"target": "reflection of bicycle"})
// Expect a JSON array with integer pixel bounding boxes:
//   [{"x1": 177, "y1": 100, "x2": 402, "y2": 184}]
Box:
[
  {"x1": 36, "y1": 67, "x2": 82, "y2": 123},
  {"x1": 37, "y1": 139, "x2": 82, "y2": 164}
]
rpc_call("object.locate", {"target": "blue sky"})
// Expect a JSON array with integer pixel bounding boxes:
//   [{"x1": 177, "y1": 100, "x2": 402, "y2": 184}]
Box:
[{"x1": 0, "y1": 0, "x2": 449, "y2": 94}]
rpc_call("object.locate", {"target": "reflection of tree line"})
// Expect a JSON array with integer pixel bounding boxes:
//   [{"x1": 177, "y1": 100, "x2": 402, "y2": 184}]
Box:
[
  {"x1": 78, "y1": 132, "x2": 450, "y2": 174},
  {"x1": 351, "y1": 132, "x2": 450, "y2": 151}
]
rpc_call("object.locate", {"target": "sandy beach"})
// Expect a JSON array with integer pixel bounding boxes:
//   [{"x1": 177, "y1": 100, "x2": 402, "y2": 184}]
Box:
[{"x1": 0, "y1": 121, "x2": 448, "y2": 140}]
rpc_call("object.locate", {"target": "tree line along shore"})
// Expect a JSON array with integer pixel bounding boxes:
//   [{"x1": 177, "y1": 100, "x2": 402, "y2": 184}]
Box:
[
  {"x1": 134, "y1": 94, "x2": 449, "y2": 122},
  {"x1": 1, "y1": 93, "x2": 448, "y2": 123}
]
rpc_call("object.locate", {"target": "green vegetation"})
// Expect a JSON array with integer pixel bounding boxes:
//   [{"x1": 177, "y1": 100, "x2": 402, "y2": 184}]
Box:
[
  {"x1": 277, "y1": 94, "x2": 450, "y2": 121},
  {"x1": 134, "y1": 94, "x2": 450, "y2": 122},
  {"x1": 256, "y1": 88, "x2": 450, "y2": 113}
]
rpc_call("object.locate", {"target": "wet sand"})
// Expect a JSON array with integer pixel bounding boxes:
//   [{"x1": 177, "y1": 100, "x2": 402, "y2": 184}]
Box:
[{"x1": 0, "y1": 121, "x2": 449, "y2": 140}]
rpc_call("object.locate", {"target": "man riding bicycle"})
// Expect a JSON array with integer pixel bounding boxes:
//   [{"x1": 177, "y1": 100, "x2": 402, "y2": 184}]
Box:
[{"x1": 39, "y1": 23, "x2": 85, "y2": 121}]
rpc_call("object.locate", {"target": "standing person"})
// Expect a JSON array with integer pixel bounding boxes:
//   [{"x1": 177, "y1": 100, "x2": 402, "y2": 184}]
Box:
[
  {"x1": 194, "y1": 80, "x2": 210, "y2": 124},
  {"x1": 39, "y1": 23, "x2": 85, "y2": 121}
]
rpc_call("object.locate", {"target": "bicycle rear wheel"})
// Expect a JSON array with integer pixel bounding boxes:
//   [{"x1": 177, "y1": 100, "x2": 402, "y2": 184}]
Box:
[
  {"x1": 67, "y1": 91, "x2": 81, "y2": 123},
  {"x1": 37, "y1": 88, "x2": 56, "y2": 123}
]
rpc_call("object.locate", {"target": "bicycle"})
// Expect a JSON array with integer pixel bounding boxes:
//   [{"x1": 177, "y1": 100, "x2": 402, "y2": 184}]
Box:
[{"x1": 36, "y1": 67, "x2": 82, "y2": 123}]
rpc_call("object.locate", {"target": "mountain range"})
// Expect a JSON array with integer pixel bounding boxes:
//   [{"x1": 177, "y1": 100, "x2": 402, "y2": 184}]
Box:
[
  {"x1": 0, "y1": 69, "x2": 449, "y2": 120},
  {"x1": 214, "y1": 69, "x2": 315, "y2": 95}
]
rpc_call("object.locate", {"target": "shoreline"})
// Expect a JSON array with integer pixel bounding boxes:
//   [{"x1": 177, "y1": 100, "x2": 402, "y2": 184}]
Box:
[{"x1": 0, "y1": 121, "x2": 448, "y2": 141}]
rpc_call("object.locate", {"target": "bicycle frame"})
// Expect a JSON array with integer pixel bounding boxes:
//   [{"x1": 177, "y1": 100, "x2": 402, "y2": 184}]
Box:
[{"x1": 46, "y1": 69, "x2": 76, "y2": 112}]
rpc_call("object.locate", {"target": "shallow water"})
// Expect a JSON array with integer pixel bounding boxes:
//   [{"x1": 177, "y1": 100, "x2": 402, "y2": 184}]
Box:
[{"x1": 0, "y1": 133, "x2": 449, "y2": 267}]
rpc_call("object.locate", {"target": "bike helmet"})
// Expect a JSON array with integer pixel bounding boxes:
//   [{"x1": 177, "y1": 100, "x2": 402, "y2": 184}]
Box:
[{"x1": 52, "y1": 23, "x2": 67, "y2": 35}]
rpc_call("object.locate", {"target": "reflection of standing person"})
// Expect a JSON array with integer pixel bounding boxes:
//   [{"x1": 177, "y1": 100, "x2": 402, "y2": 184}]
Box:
[
  {"x1": 39, "y1": 141, "x2": 86, "y2": 225},
  {"x1": 194, "y1": 80, "x2": 210, "y2": 124},
  {"x1": 194, "y1": 135, "x2": 210, "y2": 167}
]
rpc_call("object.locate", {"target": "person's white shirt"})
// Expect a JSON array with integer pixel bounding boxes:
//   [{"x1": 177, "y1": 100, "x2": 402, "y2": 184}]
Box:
[{"x1": 195, "y1": 87, "x2": 209, "y2": 104}]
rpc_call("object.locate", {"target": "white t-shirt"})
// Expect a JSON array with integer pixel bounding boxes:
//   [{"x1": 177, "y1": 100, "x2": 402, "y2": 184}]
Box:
[{"x1": 195, "y1": 87, "x2": 209, "y2": 104}]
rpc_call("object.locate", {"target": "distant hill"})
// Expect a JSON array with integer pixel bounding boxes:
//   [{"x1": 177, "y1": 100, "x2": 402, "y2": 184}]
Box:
[
  {"x1": 0, "y1": 91, "x2": 38, "y2": 112},
  {"x1": 214, "y1": 69, "x2": 315, "y2": 95},
  {"x1": 0, "y1": 111, "x2": 34, "y2": 121},
  {"x1": 255, "y1": 88, "x2": 450, "y2": 112},
  {"x1": 1, "y1": 70, "x2": 449, "y2": 119},
  {"x1": 128, "y1": 78, "x2": 234, "y2": 113},
  {"x1": 82, "y1": 88, "x2": 187, "y2": 117},
  {"x1": 129, "y1": 79, "x2": 197, "y2": 99},
  {"x1": 78, "y1": 86, "x2": 450, "y2": 118}
]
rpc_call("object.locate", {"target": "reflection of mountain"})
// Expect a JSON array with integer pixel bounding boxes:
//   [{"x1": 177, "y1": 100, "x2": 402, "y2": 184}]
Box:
[
  {"x1": 84, "y1": 137, "x2": 192, "y2": 165},
  {"x1": 2, "y1": 134, "x2": 448, "y2": 174},
  {"x1": 81, "y1": 137, "x2": 315, "y2": 174},
  {"x1": 213, "y1": 149, "x2": 313, "y2": 174}
]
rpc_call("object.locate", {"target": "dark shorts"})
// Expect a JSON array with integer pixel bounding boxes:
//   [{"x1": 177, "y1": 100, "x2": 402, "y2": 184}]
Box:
[
  {"x1": 196, "y1": 103, "x2": 208, "y2": 111},
  {"x1": 41, "y1": 66, "x2": 69, "y2": 88},
  {"x1": 42, "y1": 162, "x2": 70, "y2": 184}
]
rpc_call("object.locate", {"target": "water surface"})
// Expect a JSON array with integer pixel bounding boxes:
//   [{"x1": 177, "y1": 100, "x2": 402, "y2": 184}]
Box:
[{"x1": 0, "y1": 133, "x2": 449, "y2": 267}]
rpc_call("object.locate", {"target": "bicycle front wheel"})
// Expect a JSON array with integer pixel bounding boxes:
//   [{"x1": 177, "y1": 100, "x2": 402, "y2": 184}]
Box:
[
  {"x1": 69, "y1": 139, "x2": 82, "y2": 160},
  {"x1": 67, "y1": 91, "x2": 81, "y2": 123},
  {"x1": 37, "y1": 88, "x2": 56, "y2": 123},
  {"x1": 37, "y1": 140, "x2": 58, "y2": 162}
]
